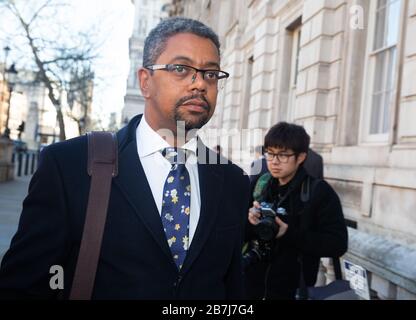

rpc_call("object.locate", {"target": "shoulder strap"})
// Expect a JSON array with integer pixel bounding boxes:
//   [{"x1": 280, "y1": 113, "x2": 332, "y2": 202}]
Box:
[
  {"x1": 300, "y1": 175, "x2": 320, "y2": 203},
  {"x1": 69, "y1": 131, "x2": 118, "y2": 300}
]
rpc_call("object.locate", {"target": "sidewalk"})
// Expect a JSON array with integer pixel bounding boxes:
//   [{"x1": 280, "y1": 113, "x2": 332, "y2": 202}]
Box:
[{"x1": 0, "y1": 176, "x2": 31, "y2": 262}]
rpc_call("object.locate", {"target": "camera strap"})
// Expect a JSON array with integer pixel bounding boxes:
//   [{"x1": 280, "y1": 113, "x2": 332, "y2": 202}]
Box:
[
  {"x1": 274, "y1": 173, "x2": 320, "y2": 210},
  {"x1": 274, "y1": 183, "x2": 295, "y2": 209}
]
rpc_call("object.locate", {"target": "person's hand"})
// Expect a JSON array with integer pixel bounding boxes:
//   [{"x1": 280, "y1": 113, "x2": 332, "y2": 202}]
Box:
[
  {"x1": 248, "y1": 201, "x2": 261, "y2": 225},
  {"x1": 275, "y1": 215, "x2": 288, "y2": 239}
]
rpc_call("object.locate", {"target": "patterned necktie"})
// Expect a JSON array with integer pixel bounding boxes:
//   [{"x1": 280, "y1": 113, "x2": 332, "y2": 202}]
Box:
[{"x1": 160, "y1": 147, "x2": 191, "y2": 270}]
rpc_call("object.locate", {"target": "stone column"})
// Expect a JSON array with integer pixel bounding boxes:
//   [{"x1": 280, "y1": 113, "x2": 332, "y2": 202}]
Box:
[
  {"x1": 297, "y1": 0, "x2": 347, "y2": 151},
  {"x1": 248, "y1": 13, "x2": 279, "y2": 131},
  {"x1": 0, "y1": 137, "x2": 14, "y2": 182}
]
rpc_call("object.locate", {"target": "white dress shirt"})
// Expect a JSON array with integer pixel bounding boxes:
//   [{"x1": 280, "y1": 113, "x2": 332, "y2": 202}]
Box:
[{"x1": 136, "y1": 115, "x2": 201, "y2": 245}]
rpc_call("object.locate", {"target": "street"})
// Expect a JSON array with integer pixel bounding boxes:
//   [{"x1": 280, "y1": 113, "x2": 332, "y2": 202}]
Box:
[{"x1": 0, "y1": 176, "x2": 31, "y2": 263}]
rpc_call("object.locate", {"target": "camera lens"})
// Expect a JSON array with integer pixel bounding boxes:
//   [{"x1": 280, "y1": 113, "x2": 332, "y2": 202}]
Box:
[{"x1": 256, "y1": 218, "x2": 279, "y2": 242}]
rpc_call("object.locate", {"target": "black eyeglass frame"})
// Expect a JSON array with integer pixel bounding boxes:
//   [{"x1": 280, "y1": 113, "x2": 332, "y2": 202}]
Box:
[
  {"x1": 144, "y1": 64, "x2": 230, "y2": 81},
  {"x1": 264, "y1": 151, "x2": 298, "y2": 163}
]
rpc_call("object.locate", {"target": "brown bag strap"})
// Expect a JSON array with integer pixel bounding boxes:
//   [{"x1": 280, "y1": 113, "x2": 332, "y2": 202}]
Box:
[{"x1": 69, "y1": 131, "x2": 118, "y2": 300}]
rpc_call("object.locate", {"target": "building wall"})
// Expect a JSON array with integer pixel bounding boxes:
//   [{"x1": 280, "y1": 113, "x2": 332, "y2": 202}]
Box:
[
  {"x1": 9, "y1": 81, "x2": 58, "y2": 149},
  {"x1": 5, "y1": 70, "x2": 81, "y2": 150},
  {"x1": 1, "y1": 65, "x2": 91, "y2": 159},
  {"x1": 174, "y1": 0, "x2": 416, "y2": 299},
  {"x1": 0, "y1": 69, "x2": 10, "y2": 135}
]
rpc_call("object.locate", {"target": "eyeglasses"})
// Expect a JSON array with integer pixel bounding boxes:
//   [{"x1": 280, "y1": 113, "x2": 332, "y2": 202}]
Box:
[
  {"x1": 264, "y1": 151, "x2": 297, "y2": 163},
  {"x1": 145, "y1": 64, "x2": 229, "y2": 88}
]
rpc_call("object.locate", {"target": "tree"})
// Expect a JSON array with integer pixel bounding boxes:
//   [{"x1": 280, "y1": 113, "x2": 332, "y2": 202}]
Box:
[
  {"x1": 1, "y1": 0, "x2": 99, "y2": 141},
  {"x1": 66, "y1": 64, "x2": 95, "y2": 135}
]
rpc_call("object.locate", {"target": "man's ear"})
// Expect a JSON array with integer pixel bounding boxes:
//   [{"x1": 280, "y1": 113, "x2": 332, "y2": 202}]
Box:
[
  {"x1": 138, "y1": 68, "x2": 151, "y2": 98},
  {"x1": 297, "y1": 152, "x2": 307, "y2": 165}
]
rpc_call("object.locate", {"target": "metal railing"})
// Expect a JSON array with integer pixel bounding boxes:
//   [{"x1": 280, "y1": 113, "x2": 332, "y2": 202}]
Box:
[{"x1": 12, "y1": 149, "x2": 39, "y2": 177}]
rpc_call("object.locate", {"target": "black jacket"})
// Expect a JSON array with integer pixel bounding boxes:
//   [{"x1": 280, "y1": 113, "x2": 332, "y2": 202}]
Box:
[
  {"x1": 244, "y1": 167, "x2": 348, "y2": 300},
  {"x1": 0, "y1": 114, "x2": 250, "y2": 299}
]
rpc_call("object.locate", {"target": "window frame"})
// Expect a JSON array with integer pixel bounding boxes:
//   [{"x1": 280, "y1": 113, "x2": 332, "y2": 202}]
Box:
[
  {"x1": 287, "y1": 25, "x2": 302, "y2": 122},
  {"x1": 359, "y1": 0, "x2": 404, "y2": 144}
]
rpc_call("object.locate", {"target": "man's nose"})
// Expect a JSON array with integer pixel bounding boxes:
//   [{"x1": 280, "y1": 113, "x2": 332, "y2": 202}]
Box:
[{"x1": 189, "y1": 71, "x2": 207, "y2": 92}]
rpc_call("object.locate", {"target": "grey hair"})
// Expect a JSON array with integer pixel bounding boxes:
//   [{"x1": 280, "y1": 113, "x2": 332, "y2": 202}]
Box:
[{"x1": 142, "y1": 17, "x2": 221, "y2": 67}]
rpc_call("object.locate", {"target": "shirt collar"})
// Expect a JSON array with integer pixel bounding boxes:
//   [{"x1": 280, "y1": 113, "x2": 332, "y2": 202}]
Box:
[{"x1": 137, "y1": 115, "x2": 198, "y2": 158}]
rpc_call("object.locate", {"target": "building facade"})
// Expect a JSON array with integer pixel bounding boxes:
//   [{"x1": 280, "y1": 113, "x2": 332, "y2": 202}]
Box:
[
  {"x1": 122, "y1": 0, "x2": 170, "y2": 124},
  {"x1": 11, "y1": 76, "x2": 58, "y2": 150},
  {"x1": 2, "y1": 69, "x2": 82, "y2": 150},
  {"x1": 173, "y1": 0, "x2": 416, "y2": 299},
  {"x1": 0, "y1": 64, "x2": 13, "y2": 181},
  {"x1": 0, "y1": 65, "x2": 10, "y2": 137}
]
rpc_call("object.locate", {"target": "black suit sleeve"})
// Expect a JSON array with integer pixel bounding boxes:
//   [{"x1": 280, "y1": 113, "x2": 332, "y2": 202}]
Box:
[
  {"x1": 0, "y1": 147, "x2": 71, "y2": 299},
  {"x1": 224, "y1": 173, "x2": 250, "y2": 299}
]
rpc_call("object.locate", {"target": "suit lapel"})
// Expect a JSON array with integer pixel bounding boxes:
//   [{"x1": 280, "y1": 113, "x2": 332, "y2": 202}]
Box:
[
  {"x1": 113, "y1": 117, "x2": 225, "y2": 273},
  {"x1": 181, "y1": 140, "x2": 224, "y2": 275},
  {"x1": 113, "y1": 115, "x2": 175, "y2": 267}
]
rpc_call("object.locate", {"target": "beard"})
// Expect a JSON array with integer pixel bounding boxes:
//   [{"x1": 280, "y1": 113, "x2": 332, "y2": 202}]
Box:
[{"x1": 174, "y1": 94, "x2": 212, "y2": 130}]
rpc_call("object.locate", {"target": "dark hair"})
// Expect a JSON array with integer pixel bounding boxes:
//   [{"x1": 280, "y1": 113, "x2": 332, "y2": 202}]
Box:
[
  {"x1": 264, "y1": 122, "x2": 310, "y2": 155},
  {"x1": 143, "y1": 17, "x2": 221, "y2": 67}
]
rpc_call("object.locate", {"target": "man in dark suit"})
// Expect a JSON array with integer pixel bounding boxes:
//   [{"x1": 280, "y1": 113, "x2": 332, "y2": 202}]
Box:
[{"x1": 0, "y1": 18, "x2": 250, "y2": 299}]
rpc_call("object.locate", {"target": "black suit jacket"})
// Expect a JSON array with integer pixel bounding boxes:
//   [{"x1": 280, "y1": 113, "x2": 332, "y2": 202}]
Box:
[{"x1": 0, "y1": 115, "x2": 250, "y2": 299}]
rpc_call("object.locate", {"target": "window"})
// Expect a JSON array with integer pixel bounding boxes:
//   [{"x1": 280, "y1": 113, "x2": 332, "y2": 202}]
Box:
[
  {"x1": 365, "y1": 0, "x2": 402, "y2": 139},
  {"x1": 287, "y1": 26, "x2": 302, "y2": 122},
  {"x1": 293, "y1": 28, "x2": 302, "y2": 86},
  {"x1": 240, "y1": 55, "x2": 254, "y2": 129}
]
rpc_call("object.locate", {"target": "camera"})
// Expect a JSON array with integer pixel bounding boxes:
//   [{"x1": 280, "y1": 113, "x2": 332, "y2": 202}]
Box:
[
  {"x1": 243, "y1": 202, "x2": 288, "y2": 269},
  {"x1": 255, "y1": 202, "x2": 287, "y2": 242},
  {"x1": 242, "y1": 240, "x2": 273, "y2": 270}
]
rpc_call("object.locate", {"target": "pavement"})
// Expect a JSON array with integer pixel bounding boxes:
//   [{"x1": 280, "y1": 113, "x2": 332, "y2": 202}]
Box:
[{"x1": 0, "y1": 175, "x2": 31, "y2": 263}]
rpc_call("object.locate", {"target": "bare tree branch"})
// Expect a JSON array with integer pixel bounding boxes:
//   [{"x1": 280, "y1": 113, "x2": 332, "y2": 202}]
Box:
[
  {"x1": 27, "y1": 0, "x2": 54, "y2": 27},
  {"x1": 2, "y1": 0, "x2": 102, "y2": 141}
]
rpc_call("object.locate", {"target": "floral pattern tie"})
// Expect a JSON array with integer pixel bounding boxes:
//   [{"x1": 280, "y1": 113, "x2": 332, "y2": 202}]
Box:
[{"x1": 160, "y1": 147, "x2": 191, "y2": 270}]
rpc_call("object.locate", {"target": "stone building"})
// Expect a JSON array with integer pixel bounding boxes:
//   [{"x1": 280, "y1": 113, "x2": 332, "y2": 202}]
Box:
[
  {"x1": 0, "y1": 65, "x2": 9, "y2": 137},
  {"x1": 122, "y1": 0, "x2": 170, "y2": 124},
  {"x1": 1, "y1": 68, "x2": 83, "y2": 150},
  {"x1": 0, "y1": 64, "x2": 13, "y2": 181},
  {"x1": 171, "y1": 0, "x2": 416, "y2": 299}
]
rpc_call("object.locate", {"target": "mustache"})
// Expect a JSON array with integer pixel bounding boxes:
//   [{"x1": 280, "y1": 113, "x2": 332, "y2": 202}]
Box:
[{"x1": 174, "y1": 94, "x2": 211, "y2": 111}]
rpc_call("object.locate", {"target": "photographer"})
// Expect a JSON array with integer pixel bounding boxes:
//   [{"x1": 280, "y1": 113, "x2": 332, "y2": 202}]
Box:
[{"x1": 243, "y1": 122, "x2": 348, "y2": 300}]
